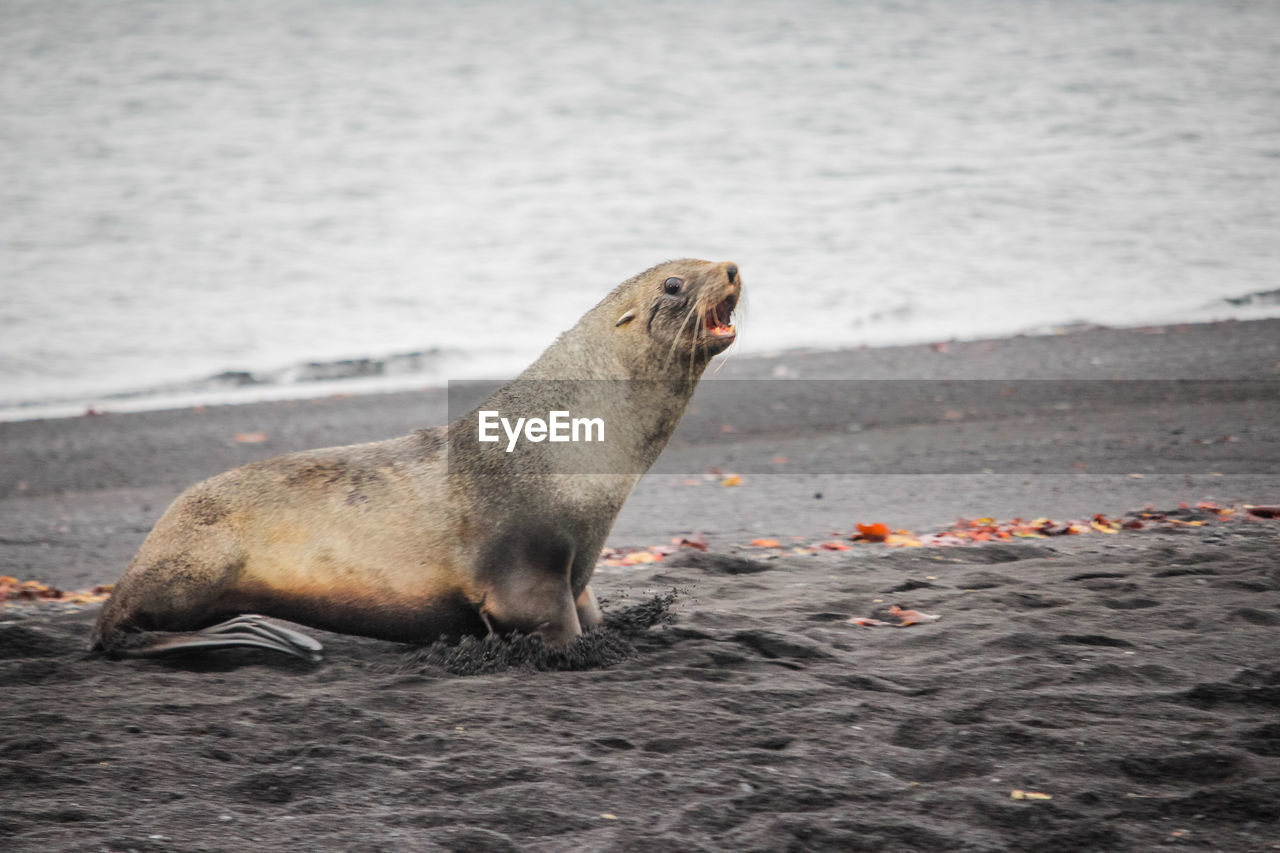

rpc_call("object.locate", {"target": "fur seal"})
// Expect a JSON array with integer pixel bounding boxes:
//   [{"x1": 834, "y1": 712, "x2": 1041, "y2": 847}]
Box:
[{"x1": 91, "y1": 259, "x2": 741, "y2": 661}]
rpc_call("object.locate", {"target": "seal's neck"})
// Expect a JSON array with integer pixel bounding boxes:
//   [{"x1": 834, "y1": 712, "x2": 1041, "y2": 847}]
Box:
[
  {"x1": 519, "y1": 298, "x2": 711, "y2": 385},
  {"x1": 468, "y1": 297, "x2": 707, "y2": 474}
]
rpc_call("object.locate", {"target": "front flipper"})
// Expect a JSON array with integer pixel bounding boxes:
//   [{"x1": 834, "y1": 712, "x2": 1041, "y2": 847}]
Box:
[
  {"x1": 575, "y1": 585, "x2": 603, "y2": 631},
  {"x1": 112, "y1": 614, "x2": 323, "y2": 663},
  {"x1": 478, "y1": 528, "x2": 583, "y2": 650}
]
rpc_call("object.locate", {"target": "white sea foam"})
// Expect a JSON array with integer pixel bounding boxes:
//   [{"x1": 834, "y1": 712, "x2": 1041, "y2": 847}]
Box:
[{"x1": 2, "y1": 0, "x2": 1278, "y2": 419}]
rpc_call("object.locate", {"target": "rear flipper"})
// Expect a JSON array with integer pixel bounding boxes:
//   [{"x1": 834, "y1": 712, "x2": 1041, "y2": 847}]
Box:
[{"x1": 101, "y1": 614, "x2": 323, "y2": 663}]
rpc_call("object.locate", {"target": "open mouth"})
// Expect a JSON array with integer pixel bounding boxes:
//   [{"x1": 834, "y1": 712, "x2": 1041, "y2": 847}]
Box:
[{"x1": 703, "y1": 293, "x2": 737, "y2": 339}]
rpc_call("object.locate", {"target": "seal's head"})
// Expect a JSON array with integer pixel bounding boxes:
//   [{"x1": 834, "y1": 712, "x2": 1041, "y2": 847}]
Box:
[{"x1": 612, "y1": 259, "x2": 742, "y2": 361}]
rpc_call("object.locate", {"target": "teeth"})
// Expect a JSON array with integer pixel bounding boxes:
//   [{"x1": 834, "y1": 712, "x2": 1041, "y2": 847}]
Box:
[{"x1": 701, "y1": 298, "x2": 735, "y2": 337}]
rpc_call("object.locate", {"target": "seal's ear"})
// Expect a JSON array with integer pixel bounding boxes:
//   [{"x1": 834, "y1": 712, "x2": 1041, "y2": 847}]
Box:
[{"x1": 615, "y1": 310, "x2": 635, "y2": 327}]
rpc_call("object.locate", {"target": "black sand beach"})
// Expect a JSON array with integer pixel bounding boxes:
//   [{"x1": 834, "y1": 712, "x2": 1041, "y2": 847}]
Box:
[{"x1": 3, "y1": 319, "x2": 1279, "y2": 852}]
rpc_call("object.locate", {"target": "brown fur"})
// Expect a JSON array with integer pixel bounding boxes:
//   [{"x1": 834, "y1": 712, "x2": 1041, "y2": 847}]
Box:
[{"x1": 92, "y1": 259, "x2": 741, "y2": 656}]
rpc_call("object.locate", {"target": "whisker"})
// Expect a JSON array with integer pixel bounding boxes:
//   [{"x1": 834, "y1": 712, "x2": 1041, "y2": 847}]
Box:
[
  {"x1": 661, "y1": 299, "x2": 699, "y2": 374},
  {"x1": 689, "y1": 300, "x2": 709, "y2": 382},
  {"x1": 712, "y1": 287, "x2": 745, "y2": 374},
  {"x1": 662, "y1": 309, "x2": 690, "y2": 372}
]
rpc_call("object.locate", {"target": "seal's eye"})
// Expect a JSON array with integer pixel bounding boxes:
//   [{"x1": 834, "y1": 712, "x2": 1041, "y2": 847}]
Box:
[{"x1": 663, "y1": 277, "x2": 683, "y2": 295}]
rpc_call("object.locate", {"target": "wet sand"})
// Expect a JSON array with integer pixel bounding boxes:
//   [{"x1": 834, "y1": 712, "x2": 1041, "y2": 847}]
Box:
[{"x1": 2, "y1": 319, "x2": 1278, "y2": 851}]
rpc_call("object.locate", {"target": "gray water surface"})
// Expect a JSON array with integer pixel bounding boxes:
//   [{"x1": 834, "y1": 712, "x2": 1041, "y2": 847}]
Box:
[{"x1": 3, "y1": 0, "x2": 1278, "y2": 413}]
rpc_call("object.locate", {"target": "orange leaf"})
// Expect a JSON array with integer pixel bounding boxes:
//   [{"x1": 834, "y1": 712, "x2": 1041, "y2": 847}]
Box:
[
  {"x1": 234, "y1": 432, "x2": 268, "y2": 443},
  {"x1": 750, "y1": 538, "x2": 782, "y2": 548},
  {"x1": 719, "y1": 474, "x2": 743, "y2": 487},
  {"x1": 853, "y1": 522, "x2": 890, "y2": 542}
]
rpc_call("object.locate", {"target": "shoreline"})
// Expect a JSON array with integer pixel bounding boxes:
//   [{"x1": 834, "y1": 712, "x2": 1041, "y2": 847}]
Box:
[
  {"x1": 4, "y1": 315, "x2": 1278, "y2": 424},
  {"x1": 2, "y1": 317, "x2": 1277, "y2": 592}
]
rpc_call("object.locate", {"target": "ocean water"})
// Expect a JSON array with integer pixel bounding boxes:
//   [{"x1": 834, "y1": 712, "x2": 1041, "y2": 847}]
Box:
[{"x1": 3, "y1": 0, "x2": 1278, "y2": 418}]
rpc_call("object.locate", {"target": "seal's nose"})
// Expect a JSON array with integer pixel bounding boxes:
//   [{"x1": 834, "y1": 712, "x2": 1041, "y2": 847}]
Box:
[{"x1": 725, "y1": 263, "x2": 738, "y2": 284}]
